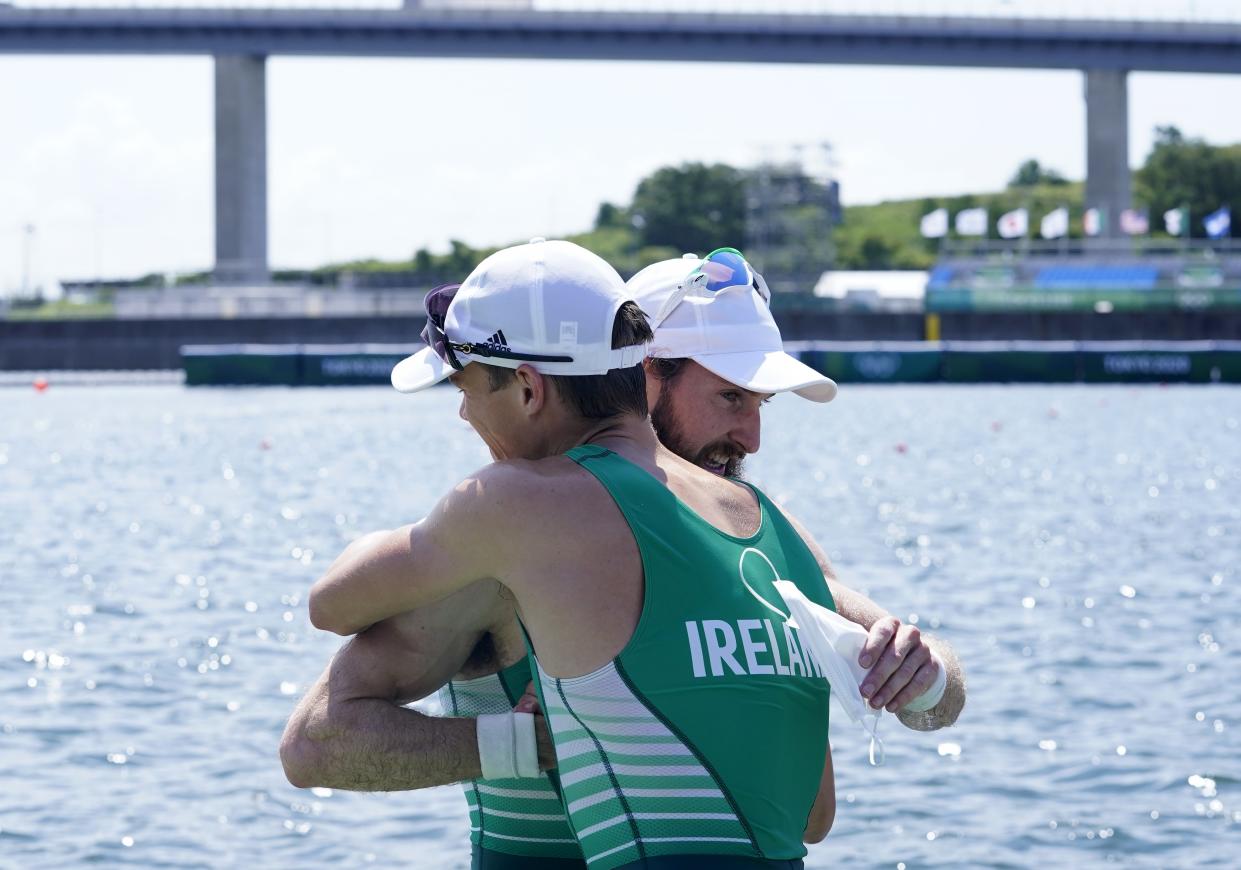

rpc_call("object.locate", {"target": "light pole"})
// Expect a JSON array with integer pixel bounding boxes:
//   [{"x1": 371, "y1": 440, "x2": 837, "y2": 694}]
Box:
[{"x1": 20, "y1": 223, "x2": 36, "y2": 299}]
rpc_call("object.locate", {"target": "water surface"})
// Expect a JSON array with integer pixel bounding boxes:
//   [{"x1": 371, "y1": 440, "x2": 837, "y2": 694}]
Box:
[{"x1": 2, "y1": 385, "x2": 1237, "y2": 868}]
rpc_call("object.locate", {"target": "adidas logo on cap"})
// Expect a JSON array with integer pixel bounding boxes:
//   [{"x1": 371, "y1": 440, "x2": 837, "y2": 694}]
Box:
[{"x1": 481, "y1": 330, "x2": 510, "y2": 352}]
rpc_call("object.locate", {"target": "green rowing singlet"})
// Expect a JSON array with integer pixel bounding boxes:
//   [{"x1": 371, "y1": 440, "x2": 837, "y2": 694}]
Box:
[
  {"x1": 440, "y1": 662, "x2": 585, "y2": 867},
  {"x1": 528, "y1": 446, "x2": 835, "y2": 870}
]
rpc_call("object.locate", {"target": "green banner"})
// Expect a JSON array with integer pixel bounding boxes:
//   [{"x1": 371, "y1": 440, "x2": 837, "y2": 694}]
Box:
[
  {"x1": 302, "y1": 353, "x2": 405, "y2": 386},
  {"x1": 802, "y1": 349, "x2": 942, "y2": 383},
  {"x1": 183, "y1": 350, "x2": 301, "y2": 386},
  {"x1": 944, "y1": 349, "x2": 1078, "y2": 383},
  {"x1": 1079, "y1": 349, "x2": 1216, "y2": 383}
]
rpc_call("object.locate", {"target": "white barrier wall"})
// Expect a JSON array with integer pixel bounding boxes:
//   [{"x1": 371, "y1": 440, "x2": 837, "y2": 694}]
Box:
[{"x1": 114, "y1": 286, "x2": 428, "y2": 319}]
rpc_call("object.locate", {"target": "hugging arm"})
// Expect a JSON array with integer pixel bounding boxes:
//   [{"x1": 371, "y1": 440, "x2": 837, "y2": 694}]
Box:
[
  {"x1": 309, "y1": 473, "x2": 505, "y2": 636},
  {"x1": 281, "y1": 582, "x2": 506, "y2": 790}
]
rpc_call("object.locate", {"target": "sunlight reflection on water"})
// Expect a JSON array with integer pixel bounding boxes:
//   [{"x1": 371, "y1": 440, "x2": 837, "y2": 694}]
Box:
[{"x1": 1, "y1": 384, "x2": 1238, "y2": 867}]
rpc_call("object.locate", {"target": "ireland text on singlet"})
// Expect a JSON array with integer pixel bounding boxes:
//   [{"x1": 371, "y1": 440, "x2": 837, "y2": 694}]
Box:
[
  {"x1": 440, "y1": 662, "x2": 583, "y2": 862},
  {"x1": 529, "y1": 446, "x2": 834, "y2": 870}
]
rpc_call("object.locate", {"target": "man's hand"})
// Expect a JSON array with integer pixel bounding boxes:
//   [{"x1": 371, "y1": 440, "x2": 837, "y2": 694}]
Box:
[
  {"x1": 858, "y1": 616, "x2": 938, "y2": 713},
  {"x1": 514, "y1": 681, "x2": 557, "y2": 772}
]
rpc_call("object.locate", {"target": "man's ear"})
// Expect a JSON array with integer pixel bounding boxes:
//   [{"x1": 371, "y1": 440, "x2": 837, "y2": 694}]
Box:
[
  {"x1": 643, "y1": 359, "x2": 663, "y2": 412},
  {"x1": 513, "y1": 365, "x2": 547, "y2": 417}
]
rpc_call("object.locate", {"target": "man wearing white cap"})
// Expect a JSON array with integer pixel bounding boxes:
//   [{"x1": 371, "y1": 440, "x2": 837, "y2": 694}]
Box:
[
  {"x1": 631, "y1": 248, "x2": 836, "y2": 478},
  {"x1": 627, "y1": 248, "x2": 964, "y2": 732},
  {"x1": 301, "y1": 238, "x2": 845, "y2": 869},
  {"x1": 281, "y1": 243, "x2": 959, "y2": 867}
]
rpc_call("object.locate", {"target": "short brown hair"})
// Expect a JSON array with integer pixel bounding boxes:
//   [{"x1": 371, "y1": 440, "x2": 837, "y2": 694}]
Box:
[
  {"x1": 481, "y1": 301, "x2": 652, "y2": 420},
  {"x1": 647, "y1": 357, "x2": 689, "y2": 384}
]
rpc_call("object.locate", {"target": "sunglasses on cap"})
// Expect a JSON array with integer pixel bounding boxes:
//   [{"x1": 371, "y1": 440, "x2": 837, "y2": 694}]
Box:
[
  {"x1": 649, "y1": 247, "x2": 769, "y2": 328},
  {"x1": 419, "y1": 283, "x2": 574, "y2": 371},
  {"x1": 693, "y1": 247, "x2": 755, "y2": 293}
]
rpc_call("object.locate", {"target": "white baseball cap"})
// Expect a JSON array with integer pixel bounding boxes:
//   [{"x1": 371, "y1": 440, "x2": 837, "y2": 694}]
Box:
[
  {"x1": 392, "y1": 238, "x2": 648, "y2": 393},
  {"x1": 626, "y1": 252, "x2": 838, "y2": 403}
]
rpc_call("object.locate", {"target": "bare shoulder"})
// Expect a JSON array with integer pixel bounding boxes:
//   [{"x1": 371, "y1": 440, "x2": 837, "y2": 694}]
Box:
[{"x1": 463, "y1": 456, "x2": 607, "y2": 529}]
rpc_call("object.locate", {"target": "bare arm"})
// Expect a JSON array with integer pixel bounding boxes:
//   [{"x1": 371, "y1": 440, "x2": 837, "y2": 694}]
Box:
[
  {"x1": 309, "y1": 472, "x2": 507, "y2": 636},
  {"x1": 783, "y1": 510, "x2": 966, "y2": 731},
  {"x1": 803, "y1": 741, "x2": 836, "y2": 844},
  {"x1": 281, "y1": 582, "x2": 506, "y2": 790}
]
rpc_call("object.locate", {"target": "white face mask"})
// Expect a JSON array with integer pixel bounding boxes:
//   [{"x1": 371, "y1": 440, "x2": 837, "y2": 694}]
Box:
[{"x1": 773, "y1": 580, "x2": 885, "y2": 766}]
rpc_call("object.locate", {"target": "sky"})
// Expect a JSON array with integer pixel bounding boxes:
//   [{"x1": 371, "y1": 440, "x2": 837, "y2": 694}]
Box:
[{"x1": 3, "y1": 1, "x2": 1241, "y2": 293}]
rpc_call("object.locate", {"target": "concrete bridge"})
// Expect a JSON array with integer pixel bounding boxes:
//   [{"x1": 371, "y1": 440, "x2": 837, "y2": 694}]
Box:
[{"x1": 4, "y1": 3, "x2": 1240, "y2": 282}]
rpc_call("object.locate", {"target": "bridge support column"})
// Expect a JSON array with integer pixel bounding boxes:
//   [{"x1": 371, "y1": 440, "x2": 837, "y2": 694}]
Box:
[
  {"x1": 214, "y1": 55, "x2": 268, "y2": 284},
  {"x1": 1083, "y1": 69, "x2": 1131, "y2": 239}
]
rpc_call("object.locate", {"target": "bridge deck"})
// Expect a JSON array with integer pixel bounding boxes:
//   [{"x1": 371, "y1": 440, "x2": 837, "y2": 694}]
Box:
[{"x1": 2, "y1": 7, "x2": 1241, "y2": 71}]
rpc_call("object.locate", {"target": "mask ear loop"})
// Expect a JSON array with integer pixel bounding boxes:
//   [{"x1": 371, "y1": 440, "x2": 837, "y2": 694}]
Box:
[
  {"x1": 862, "y1": 713, "x2": 885, "y2": 767},
  {"x1": 738, "y1": 548, "x2": 794, "y2": 624}
]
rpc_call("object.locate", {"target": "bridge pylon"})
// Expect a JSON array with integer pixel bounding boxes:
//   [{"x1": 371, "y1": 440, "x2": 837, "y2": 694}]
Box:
[
  {"x1": 214, "y1": 54, "x2": 269, "y2": 285},
  {"x1": 1084, "y1": 69, "x2": 1132, "y2": 240}
]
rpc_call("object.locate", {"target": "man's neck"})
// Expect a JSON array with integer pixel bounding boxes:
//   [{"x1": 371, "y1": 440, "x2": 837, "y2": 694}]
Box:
[{"x1": 549, "y1": 412, "x2": 657, "y2": 459}]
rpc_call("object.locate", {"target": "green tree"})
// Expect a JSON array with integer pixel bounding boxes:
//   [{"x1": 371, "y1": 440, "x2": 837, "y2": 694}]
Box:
[
  {"x1": 412, "y1": 247, "x2": 434, "y2": 274},
  {"x1": 594, "y1": 202, "x2": 628, "y2": 230},
  {"x1": 445, "y1": 240, "x2": 479, "y2": 276},
  {"x1": 1009, "y1": 159, "x2": 1069, "y2": 188},
  {"x1": 1136, "y1": 126, "x2": 1241, "y2": 237},
  {"x1": 630, "y1": 163, "x2": 746, "y2": 254},
  {"x1": 858, "y1": 235, "x2": 895, "y2": 269}
]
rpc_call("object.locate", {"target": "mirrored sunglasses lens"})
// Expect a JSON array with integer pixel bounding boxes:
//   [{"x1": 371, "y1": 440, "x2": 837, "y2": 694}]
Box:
[
  {"x1": 418, "y1": 320, "x2": 445, "y2": 359},
  {"x1": 421, "y1": 283, "x2": 462, "y2": 368},
  {"x1": 699, "y1": 249, "x2": 751, "y2": 293},
  {"x1": 424, "y1": 283, "x2": 460, "y2": 323}
]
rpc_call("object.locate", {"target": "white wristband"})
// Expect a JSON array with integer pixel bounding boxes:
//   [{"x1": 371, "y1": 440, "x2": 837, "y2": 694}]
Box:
[
  {"x1": 476, "y1": 712, "x2": 540, "y2": 780},
  {"x1": 901, "y1": 651, "x2": 947, "y2": 713},
  {"x1": 513, "y1": 711, "x2": 539, "y2": 778}
]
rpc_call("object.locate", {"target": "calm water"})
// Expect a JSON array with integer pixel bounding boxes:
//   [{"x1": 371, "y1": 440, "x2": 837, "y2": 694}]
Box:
[{"x1": 2, "y1": 384, "x2": 1238, "y2": 869}]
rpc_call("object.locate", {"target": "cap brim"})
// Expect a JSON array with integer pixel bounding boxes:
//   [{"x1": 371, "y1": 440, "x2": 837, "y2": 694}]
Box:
[
  {"x1": 693, "y1": 350, "x2": 838, "y2": 403},
  {"x1": 391, "y1": 346, "x2": 453, "y2": 393}
]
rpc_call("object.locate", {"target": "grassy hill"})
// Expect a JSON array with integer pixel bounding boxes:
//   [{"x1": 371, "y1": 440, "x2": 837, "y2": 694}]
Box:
[{"x1": 310, "y1": 182, "x2": 1089, "y2": 281}]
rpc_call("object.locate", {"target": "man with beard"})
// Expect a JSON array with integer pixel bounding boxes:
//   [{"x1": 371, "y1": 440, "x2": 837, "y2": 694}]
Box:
[
  {"x1": 280, "y1": 247, "x2": 962, "y2": 869},
  {"x1": 629, "y1": 249, "x2": 965, "y2": 734}
]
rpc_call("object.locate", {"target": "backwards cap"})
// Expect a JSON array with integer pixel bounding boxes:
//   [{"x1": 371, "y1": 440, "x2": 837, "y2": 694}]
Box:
[{"x1": 393, "y1": 238, "x2": 647, "y2": 393}]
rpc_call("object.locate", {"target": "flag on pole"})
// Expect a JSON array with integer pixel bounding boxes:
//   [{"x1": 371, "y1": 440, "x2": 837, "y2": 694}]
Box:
[
  {"x1": 1164, "y1": 207, "x2": 1188, "y2": 237},
  {"x1": 997, "y1": 208, "x2": 1028, "y2": 240},
  {"x1": 955, "y1": 207, "x2": 988, "y2": 237},
  {"x1": 920, "y1": 208, "x2": 948, "y2": 239},
  {"x1": 1120, "y1": 209, "x2": 1149, "y2": 236},
  {"x1": 1204, "y1": 206, "x2": 1232, "y2": 239},
  {"x1": 1040, "y1": 207, "x2": 1069, "y2": 240},
  {"x1": 1083, "y1": 207, "x2": 1106, "y2": 237}
]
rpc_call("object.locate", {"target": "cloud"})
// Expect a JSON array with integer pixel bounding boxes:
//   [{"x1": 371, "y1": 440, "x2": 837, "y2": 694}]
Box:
[{"x1": 0, "y1": 86, "x2": 210, "y2": 289}]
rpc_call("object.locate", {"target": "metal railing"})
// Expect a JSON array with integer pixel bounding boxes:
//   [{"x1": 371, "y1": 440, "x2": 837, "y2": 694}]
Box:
[{"x1": 9, "y1": 0, "x2": 1241, "y2": 23}]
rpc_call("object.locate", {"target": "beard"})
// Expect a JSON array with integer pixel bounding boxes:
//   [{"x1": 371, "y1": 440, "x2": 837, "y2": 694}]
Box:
[{"x1": 650, "y1": 388, "x2": 747, "y2": 478}]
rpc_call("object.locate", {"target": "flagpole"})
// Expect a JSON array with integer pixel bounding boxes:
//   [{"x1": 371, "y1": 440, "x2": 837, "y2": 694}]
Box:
[
  {"x1": 1060, "y1": 203, "x2": 1069, "y2": 259},
  {"x1": 1021, "y1": 195, "x2": 1031, "y2": 261}
]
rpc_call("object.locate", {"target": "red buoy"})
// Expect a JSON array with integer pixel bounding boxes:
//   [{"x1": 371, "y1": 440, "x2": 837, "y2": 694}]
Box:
[{"x1": 33, "y1": 377, "x2": 48, "y2": 393}]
